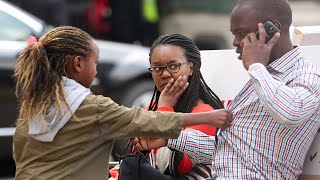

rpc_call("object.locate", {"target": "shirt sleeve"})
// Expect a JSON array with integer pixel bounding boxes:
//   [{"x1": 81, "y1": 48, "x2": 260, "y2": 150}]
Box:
[
  {"x1": 248, "y1": 63, "x2": 320, "y2": 128},
  {"x1": 167, "y1": 130, "x2": 215, "y2": 164}
]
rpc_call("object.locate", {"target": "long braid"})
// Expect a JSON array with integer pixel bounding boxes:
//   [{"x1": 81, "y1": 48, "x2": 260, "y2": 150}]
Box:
[
  {"x1": 14, "y1": 26, "x2": 93, "y2": 122},
  {"x1": 148, "y1": 86, "x2": 160, "y2": 111},
  {"x1": 148, "y1": 34, "x2": 224, "y2": 113}
]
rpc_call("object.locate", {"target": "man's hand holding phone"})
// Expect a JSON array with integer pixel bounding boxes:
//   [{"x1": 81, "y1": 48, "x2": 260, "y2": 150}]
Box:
[{"x1": 240, "y1": 22, "x2": 280, "y2": 70}]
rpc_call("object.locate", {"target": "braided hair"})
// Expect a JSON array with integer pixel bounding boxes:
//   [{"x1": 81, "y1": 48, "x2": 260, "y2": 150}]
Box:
[
  {"x1": 148, "y1": 33, "x2": 224, "y2": 113},
  {"x1": 14, "y1": 26, "x2": 93, "y2": 122}
]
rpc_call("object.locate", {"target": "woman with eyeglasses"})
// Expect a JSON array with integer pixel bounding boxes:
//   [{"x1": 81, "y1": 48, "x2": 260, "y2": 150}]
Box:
[{"x1": 144, "y1": 33, "x2": 224, "y2": 179}]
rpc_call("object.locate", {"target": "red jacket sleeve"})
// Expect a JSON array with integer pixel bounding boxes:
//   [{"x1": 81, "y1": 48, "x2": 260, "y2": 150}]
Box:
[{"x1": 186, "y1": 104, "x2": 216, "y2": 136}]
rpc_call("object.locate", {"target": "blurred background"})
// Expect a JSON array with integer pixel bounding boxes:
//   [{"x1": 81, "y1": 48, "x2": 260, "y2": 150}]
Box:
[
  {"x1": 0, "y1": 0, "x2": 319, "y2": 179},
  {"x1": 8, "y1": 0, "x2": 320, "y2": 50}
]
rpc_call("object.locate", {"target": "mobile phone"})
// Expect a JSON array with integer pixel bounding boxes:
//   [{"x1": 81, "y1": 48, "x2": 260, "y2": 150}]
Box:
[{"x1": 256, "y1": 21, "x2": 280, "y2": 43}]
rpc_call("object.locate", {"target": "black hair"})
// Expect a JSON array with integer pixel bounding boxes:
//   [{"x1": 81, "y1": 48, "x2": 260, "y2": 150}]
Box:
[{"x1": 148, "y1": 33, "x2": 224, "y2": 113}]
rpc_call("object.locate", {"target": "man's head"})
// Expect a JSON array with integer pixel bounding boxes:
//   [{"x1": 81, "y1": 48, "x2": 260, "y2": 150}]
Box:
[{"x1": 230, "y1": 0, "x2": 292, "y2": 60}]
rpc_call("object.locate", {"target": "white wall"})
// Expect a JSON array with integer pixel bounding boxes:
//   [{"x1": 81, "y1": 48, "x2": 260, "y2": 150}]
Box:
[{"x1": 200, "y1": 45, "x2": 320, "y2": 101}]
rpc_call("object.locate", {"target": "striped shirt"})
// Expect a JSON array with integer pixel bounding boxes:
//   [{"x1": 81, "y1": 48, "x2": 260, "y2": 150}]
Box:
[{"x1": 168, "y1": 47, "x2": 320, "y2": 179}]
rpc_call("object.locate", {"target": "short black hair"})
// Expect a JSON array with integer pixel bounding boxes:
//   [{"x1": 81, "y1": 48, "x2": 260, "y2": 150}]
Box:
[{"x1": 237, "y1": 0, "x2": 292, "y2": 31}]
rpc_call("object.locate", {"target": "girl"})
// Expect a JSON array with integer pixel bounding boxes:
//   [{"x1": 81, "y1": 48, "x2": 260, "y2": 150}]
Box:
[{"x1": 13, "y1": 26, "x2": 232, "y2": 180}]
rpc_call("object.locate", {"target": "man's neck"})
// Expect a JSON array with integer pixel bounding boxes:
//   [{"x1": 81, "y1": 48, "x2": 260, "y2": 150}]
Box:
[{"x1": 269, "y1": 37, "x2": 294, "y2": 64}]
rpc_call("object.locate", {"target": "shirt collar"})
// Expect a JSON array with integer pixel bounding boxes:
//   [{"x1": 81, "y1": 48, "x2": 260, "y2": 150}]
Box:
[{"x1": 267, "y1": 46, "x2": 302, "y2": 73}]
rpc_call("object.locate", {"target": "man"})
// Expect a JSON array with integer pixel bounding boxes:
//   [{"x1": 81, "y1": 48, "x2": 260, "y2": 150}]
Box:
[{"x1": 133, "y1": 0, "x2": 320, "y2": 179}]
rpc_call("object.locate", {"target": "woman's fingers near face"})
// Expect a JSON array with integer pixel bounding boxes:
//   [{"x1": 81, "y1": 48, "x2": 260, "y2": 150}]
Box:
[
  {"x1": 164, "y1": 78, "x2": 174, "y2": 91},
  {"x1": 176, "y1": 81, "x2": 189, "y2": 97},
  {"x1": 163, "y1": 75, "x2": 187, "y2": 96},
  {"x1": 178, "y1": 75, "x2": 187, "y2": 89},
  {"x1": 173, "y1": 75, "x2": 187, "y2": 92},
  {"x1": 169, "y1": 76, "x2": 183, "y2": 93}
]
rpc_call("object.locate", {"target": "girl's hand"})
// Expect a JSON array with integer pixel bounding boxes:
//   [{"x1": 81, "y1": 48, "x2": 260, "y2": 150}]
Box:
[
  {"x1": 158, "y1": 75, "x2": 189, "y2": 108},
  {"x1": 132, "y1": 137, "x2": 168, "y2": 151},
  {"x1": 207, "y1": 109, "x2": 233, "y2": 129}
]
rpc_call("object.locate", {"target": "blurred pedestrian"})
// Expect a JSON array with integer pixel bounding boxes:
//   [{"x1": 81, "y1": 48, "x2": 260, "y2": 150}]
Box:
[
  {"x1": 109, "y1": 0, "x2": 137, "y2": 43},
  {"x1": 139, "y1": 0, "x2": 160, "y2": 46},
  {"x1": 85, "y1": 0, "x2": 112, "y2": 39}
]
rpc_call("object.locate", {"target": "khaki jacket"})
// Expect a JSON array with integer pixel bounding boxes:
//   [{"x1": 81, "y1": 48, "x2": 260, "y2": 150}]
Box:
[{"x1": 13, "y1": 94, "x2": 183, "y2": 180}]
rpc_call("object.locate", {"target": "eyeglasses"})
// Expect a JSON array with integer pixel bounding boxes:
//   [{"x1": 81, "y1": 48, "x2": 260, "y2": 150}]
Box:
[{"x1": 148, "y1": 62, "x2": 189, "y2": 76}]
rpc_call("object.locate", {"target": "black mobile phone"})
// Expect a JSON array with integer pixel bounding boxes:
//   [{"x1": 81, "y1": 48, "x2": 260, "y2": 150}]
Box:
[{"x1": 256, "y1": 21, "x2": 280, "y2": 43}]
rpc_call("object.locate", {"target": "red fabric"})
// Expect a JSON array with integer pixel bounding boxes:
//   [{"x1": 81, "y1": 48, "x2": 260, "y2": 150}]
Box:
[
  {"x1": 177, "y1": 154, "x2": 194, "y2": 176},
  {"x1": 109, "y1": 165, "x2": 119, "y2": 179},
  {"x1": 156, "y1": 104, "x2": 216, "y2": 176},
  {"x1": 185, "y1": 104, "x2": 216, "y2": 136},
  {"x1": 157, "y1": 106, "x2": 174, "y2": 112}
]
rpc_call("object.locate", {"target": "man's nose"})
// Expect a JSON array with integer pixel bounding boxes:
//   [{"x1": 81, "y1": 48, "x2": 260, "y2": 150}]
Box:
[{"x1": 233, "y1": 38, "x2": 241, "y2": 47}]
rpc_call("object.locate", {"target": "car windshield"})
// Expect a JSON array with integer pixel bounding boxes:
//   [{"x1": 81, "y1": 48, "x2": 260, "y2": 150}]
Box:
[
  {"x1": 0, "y1": 11, "x2": 34, "y2": 41},
  {"x1": 0, "y1": 0, "x2": 51, "y2": 41}
]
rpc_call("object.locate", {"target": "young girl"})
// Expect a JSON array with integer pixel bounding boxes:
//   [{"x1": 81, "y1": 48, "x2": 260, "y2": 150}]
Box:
[
  {"x1": 13, "y1": 26, "x2": 232, "y2": 180},
  {"x1": 141, "y1": 33, "x2": 224, "y2": 179}
]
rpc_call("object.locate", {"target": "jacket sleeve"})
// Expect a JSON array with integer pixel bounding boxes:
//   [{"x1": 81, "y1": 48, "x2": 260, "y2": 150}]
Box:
[{"x1": 94, "y1": 95, "x2": 183, "y2": 141}]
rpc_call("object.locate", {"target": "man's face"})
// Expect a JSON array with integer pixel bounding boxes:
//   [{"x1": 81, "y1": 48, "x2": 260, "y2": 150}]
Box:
[{"x1": 230, "y1": 5, "x2": 261, "y2": 60}]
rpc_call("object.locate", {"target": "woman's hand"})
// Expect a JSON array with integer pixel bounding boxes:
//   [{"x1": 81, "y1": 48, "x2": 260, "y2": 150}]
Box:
[{"x1": 158, "y1": 75, "x2": 189, "y2": 108}]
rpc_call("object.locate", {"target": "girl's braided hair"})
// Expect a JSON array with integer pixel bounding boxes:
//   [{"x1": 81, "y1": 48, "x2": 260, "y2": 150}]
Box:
[
  {"x1": 14, "y1": 26, "x2": 93, "y2": 122},
  {"x1": 148, "y1": 33, "x2": 224, "y2": 113}
]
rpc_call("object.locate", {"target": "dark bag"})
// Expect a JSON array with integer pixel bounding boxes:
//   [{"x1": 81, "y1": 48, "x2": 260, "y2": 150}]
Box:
[{"x1": 118, "y1": 152, "x2": 176, "y2": 180}]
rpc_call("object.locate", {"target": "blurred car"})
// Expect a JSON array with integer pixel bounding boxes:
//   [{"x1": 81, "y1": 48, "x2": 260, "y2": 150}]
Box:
[{"x1": 0, "y1": 0, "x2": 154, "y2": 177}]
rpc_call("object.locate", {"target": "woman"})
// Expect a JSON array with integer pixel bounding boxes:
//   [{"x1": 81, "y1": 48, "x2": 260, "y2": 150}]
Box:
[{"x1": 145, "y1": 33, "x2": 224, "y2": 179}]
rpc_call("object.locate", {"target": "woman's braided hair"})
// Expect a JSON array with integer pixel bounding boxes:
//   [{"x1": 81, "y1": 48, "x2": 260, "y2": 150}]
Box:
[
  {"x1": 14, "y1": 26, "x2": 93, "y2": 122},
  {"x1": 148, "y1": 33, "x2": 224, "y2": 113}
]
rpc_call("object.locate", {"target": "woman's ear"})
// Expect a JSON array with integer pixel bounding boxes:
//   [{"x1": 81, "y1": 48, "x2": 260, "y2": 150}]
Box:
[{"x1": 189, "y1": 62, "x2": 194, "y2": 76}]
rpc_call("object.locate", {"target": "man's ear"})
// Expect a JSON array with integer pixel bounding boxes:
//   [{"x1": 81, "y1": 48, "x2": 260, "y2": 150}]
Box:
[{"x1": 272, "y1": 20, "x2": 281, "y2": 31}]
